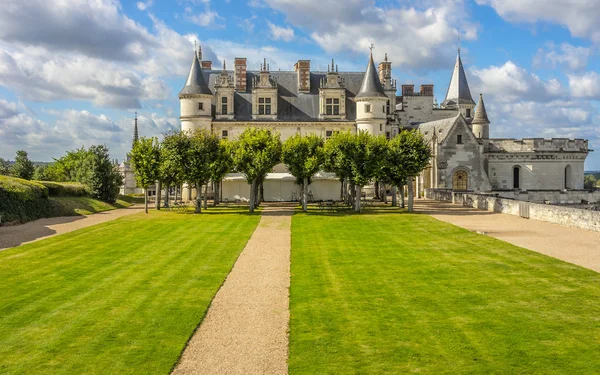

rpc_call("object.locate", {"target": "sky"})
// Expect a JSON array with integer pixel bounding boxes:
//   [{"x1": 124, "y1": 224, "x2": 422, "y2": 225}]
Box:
[{"x1": 1, "y1": 0, "x2": 600, "y2": 169}]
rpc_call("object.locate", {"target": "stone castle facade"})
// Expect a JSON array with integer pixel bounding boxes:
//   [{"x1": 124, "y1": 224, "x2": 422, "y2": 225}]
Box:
[{"x1": 176, "y1": 46, "x2": 589, "y2": 201}]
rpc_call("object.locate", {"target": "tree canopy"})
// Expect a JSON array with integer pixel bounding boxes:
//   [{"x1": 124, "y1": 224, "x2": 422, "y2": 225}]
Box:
[
  {"x1": 12, "y1": 150, "x2": 35, "y2": 180},
  {"x1": 128, "y1": 137, "x2": 161, "y2": 213},
  {"x1": 282, "y1": 133, "x2": 324, "y2": 211}
]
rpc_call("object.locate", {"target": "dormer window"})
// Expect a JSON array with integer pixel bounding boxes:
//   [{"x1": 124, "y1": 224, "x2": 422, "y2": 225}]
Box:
[
  {"x1": 326, "y1": 98, "x2": 340, "y2": 115},
  {"x1": 258, "y1": 97, "x2": 271, "y2": 115},
  {"x1": 221, "y1": 97, "x2": 227, "y2": 114},
  {"x1": 198, "y1": 102, "x2": 203, "y2": 110},
  {"x1": 365, "y1": 104, "x2": 371, "y2": 113}
]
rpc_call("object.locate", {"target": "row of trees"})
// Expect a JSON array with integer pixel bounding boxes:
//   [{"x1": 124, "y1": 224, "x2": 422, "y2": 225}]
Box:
[
  {"x1": 129, "y1": 127, "x2": 431, "y2": 214},
  {"x1": 0, "y1": 151, "x2": 36, "y2": 180}
]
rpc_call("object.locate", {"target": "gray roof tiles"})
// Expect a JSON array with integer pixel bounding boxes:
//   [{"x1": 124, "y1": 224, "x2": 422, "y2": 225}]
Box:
[
  {"x1": 179, "y1": 54, "x2": 212, "y2": 96},
  {"x1": 472, "y1": 93, "x2": 490, "y2": 125},
  {"x1": 356, "y1": 53, "x2": 387, "y2": 99},
  {"x1": 442, "y1": 51, "x2": 475, "y2": 107},
  {"x1": 416, "y1": 113, "x2": 462, "y2": 143}
]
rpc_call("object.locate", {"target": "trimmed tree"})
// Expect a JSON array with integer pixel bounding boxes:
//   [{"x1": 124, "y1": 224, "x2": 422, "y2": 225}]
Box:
[
  {"x1": 231, "y1": 128, "x2": 282, "y2": 213},
  {"x1": 385, "y1": 136, "x2": 410, "y2": 208},
  {"x1": 160, "y1": 131, "x2": 190, "y2": 209},
  {"x1": 393, "y1": 130, "x2": 432, "y2": 212},
  {"x1": 12, "y1": 150, "x2": 35, "y2": 180},
  {"x1": 128, "y1": 137, "x2": 161, "y2": 213},
  {"x1": 282, "y1": 133, "x2": 324, "y2": 212},
  {"x1": 346, "y1": 132, "x2": 387, "y2": 212},
  {"x1": 186, "y1": 129, "x2": 220, "y2": 213},
  {"x1": 323, "y1": 131, "x2": 355, "y2": 205},
  {"x1": 210, "y1": 139, "x2": 233, "y2": 206}
]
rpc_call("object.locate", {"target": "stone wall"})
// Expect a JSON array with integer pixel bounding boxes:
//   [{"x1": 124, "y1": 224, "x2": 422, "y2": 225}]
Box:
[
  {"x1": 425, "y1": 188, "x2": 600, "y2": 232},
  {"x1": 494, "y1": 190, "x2": 600, "y2": 204}
]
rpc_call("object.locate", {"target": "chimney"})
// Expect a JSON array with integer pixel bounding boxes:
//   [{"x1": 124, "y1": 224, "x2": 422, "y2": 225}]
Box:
[
  {"x1": 201, "y1": 61, "x2": 212, "y2": 70},
  {"x1": 402, "y1": 84, "x2": 414, "y2": 96},
  {"x1": 378, "y1": 54, "x2": 391, "y2": 85},
  {"x1": 294, "y1": 60, "x2": 311, "y2": 93},
  {"x1": 420, "y1": 84, "x2": 434, "y2": 96},
  {"x1": 234, "y1": 57, "x2": 247, "y2": 92}
]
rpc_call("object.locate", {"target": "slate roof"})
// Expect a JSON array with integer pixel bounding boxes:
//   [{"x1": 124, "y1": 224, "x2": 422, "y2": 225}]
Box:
[
  {"x1": 442, "y1": 51, "x2": 475, "y2": 107},
  {"x1": 416, "y1": 113, "x2": 462, "y2": 143},
  {"x1": 472, "y1": 93, "x2": 490, "y2": 125},
  {"x1": 202, "y1": 69, "x2": 373, "y2": 121},
  {"x1": 179, "y1": 54, "x2": 212, "y2": 96},
  {"x1": 356, "y1": 53, "x2": 387, "y2": 99}
]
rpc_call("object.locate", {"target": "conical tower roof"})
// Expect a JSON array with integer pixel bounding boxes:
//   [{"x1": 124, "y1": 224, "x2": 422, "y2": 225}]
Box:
[
  {"x1": 179, "y1": 52, "x2": 212, "y2": 96},
  {"x1": 442, "y1": 50, "x2": 475, "y2": 107},
  {"x1": 472, "y1": 93, "x2": 490, "y2": 125},
  {"x1": 356, "y1": 52, "x2": 387, "y2": 99}
]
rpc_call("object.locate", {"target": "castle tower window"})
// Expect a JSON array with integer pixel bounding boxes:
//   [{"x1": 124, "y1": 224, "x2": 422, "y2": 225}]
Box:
[
  {"x1": 513, "y1": 166, "x2": 520, "y2": 189},
  {"x1": 326, "y1": 130, "x2": 333, "y2": 139},
  {"x1": 457, "y1": 134, "x2": 463, "y2": 144},
  {"x1": 386, "y1": 100, "x2": 390, "y2": 114},
  {"x1": 325, "y1": 98, "x2": 340, "y2": 115},
  {"x1": 221, "y1": 97, "x2": 227, "y2": 114},
  {"x1": 198, "y1": 102, "x2": 204, "y2": 110},
  {"x1": 258, "y1": 97, "x2": 271, "y2": 115},
  {"x1": 466, "y1": 108, "x2": 471, "y2": 117},
  {"x1": 222, "y1": 130, "x2": 228, "y2": 139},
  {"x1": 365, "y1": 104, "x2": 371, "y2": 113}
]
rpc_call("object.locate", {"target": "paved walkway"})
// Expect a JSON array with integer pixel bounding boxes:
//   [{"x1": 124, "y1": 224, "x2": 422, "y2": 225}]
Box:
[
  {"x1": 0, "y1": 206, "x2": 144, "y2": 251},
  {"x1": 172, "y1": 207, "x2": 292, "y2": 375},
  {"x1": 416, "y1": 200, "x2": 600, "y2": 273}
]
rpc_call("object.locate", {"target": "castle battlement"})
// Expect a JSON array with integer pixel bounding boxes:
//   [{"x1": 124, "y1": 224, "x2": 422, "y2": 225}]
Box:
[{"x1": 488, "y1": 138, "x2": 589, "y2": 153}]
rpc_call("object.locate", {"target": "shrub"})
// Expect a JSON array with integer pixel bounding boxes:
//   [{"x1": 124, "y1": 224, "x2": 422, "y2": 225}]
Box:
[
  {"x1": 37, "y1": 181, "x2": 88, "y2": 197},
  {"x1": 0, "y1": 176, "x2": 52, "y2": 224}
]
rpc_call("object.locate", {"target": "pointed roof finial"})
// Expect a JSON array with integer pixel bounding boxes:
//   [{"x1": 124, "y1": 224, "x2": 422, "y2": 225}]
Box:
[
  {"x1": 384, "y1": 52, "x2": 388, "y2": 62},
  {"x1": 223, "y1": 59, "x2": 226, "y2": 70},
  {"x1": 457, "y1": 36, "x2": 461, "y2": 56},
  {"x1": 369, "y1": 43, "x2": 374, "y2": 55},
  {"x1": 336, "y1": 64, "x2": 338, "y2": 73},
  {"x1": 198, "y1": 45, "x2": 202, "y2": 60},
  {"x1": 331, "y1": 58, "x2": 334, "y2": 72},
  {"x1": 133, "y1": 111, "x2": 139, "y2": 146},
  {"x1": 263, "y1": 57, "x2": 267, "y2": 71}
]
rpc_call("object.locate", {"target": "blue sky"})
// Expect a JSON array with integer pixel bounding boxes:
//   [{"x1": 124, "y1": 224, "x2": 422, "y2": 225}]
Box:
[{"x1": 1, "y1": 0, "x2": 600, "y2": 169}]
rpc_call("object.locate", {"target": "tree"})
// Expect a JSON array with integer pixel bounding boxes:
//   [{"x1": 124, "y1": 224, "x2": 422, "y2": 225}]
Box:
[
  {"x1": 232, "y1": 128, "x2": 282, "y2": 213},
  {"x1": 0, "y1": 158, "x2": 11, "y2": 176},
  {"x1": 12, "y1": 150, "x2": 34, "y2": 180},
  {"x1": 385, "y1": 136, "x2": 410, "y2": 208},
  {"x1": 160, "y1": 131, "x2": 190, "y2": 209},
  {"x1": 393, "y1": 130, "x2": 432, "y2": 212},
  {"x1": 210, "y1": 139, "x2": 233, "y2": 206},
  {"x1": 323, "y1": 131, "x2": 355, "y2": 205},
  {"x1": 81, "y1": 145, "x2": 123, "y2": 203},
  {"x1": 346, "y1": 132, "x2": 387, "y2": 212},
  {"x1": 129, "y1": 137, "x2": 161, "y2": 213},
  {"x1": 282, "y1": 134, "x2": 324, "y2": 212},
  {"x1": 186, "y1": 129, "x2": 220, "y2": 213},
  {"x1": 584, "y1": 174, "x2": 597, "y2": 190}
]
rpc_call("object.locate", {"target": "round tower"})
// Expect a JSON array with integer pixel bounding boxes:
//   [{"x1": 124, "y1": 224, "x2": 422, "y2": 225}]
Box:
[
  {"x1": 472, "y1": 93, "x2": 490, "y2": 139},
  {"x1": 179, "y1": 46, "x2": 213, "y2": 133},
  {"x1": 355, "y1": 50, "x2": 388, "y2": 136}
]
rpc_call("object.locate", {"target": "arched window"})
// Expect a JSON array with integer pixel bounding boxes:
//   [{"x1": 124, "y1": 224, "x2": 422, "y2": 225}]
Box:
[
  {"x1": 565, "y1": 165, "x2": 572, "y2": 189},
  {"x1": 452, "y1": 170, "x2": 468, "y2": 191},
  {"x1": 513, "y1": 166, "x2": 520, "y2": 189}
]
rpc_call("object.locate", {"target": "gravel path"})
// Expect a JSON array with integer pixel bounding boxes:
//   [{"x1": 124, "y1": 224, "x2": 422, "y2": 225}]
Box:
[
  {"x1": 0, "y1": 205, "x2": 144, "y2": 251},
  {"x1": 417, "y1": 200, "x2": 600, "y2": 273},
  {"x1": 172, "y1": 207, "x2": 292, "y2": 375}
]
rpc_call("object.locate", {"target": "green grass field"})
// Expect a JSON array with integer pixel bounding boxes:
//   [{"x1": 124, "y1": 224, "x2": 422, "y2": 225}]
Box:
[
  {"x1": 290, "y1": 209, "x2": 600, "y2": 374},
  {"x1": 0, "y1": 208, "x2": 260, "y2": 375},
  {"x1": 49, "y1": 196, "x2": 132, "y2": 216}
]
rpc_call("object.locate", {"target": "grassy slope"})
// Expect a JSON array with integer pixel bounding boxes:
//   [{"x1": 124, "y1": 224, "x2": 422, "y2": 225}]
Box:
[
  {"x1": 49, "y1": 196, "x2": 132, "y2": 216},
  {"x1": 0, "y1": 208, "x2": 260, "y2": 374},
  {"x1": 290, "y1": 209, "x2": 600, "y2": 374}
]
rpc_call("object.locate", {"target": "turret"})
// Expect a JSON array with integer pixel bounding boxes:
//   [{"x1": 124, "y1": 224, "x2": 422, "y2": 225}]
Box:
[
  {"x1": 442, "y1": 48, "x2": 476, "y2": 118},
  {"x1": 355, "y1": 47, "x2": 388, "y2": 136},
  {"x1": 472, "y1": 93, "x2": 490, "y2": 139},
  {"x1": 179, "y1": 46, "x2": 213, "y2": 133}
]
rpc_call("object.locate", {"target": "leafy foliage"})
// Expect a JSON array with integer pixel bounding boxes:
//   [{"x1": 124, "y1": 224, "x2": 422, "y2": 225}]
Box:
[
  {"x1": 584, "y1": 174, "x2": 597, "y2": 190},
  {"x1": 282, "y1": 134, "x2": 324, "y2": 185},
  {"x1": 37, "y1": 181, "x2": 88, "y2": 197},
  {"x1": 0, "y1": 158, "x2": 11, "y2": 176},
  {"x1": 129, "y1": 137, "x2": 161, "y2": 189},
  {"x1": 160, "y1": 131, "x2": 190, "y2": 188},
  {"x1": 11, "y1": 150, "x2": 35, "y2": 180},
  {"x1": 80, "y1": 145, "x2": 123, "y2": 203},
  {"x1": 323, "y1": 131, "x2": 354, "y2": 181},
  {"x1": 210, "y1": 139, "x2": 234, "y2": 183}
]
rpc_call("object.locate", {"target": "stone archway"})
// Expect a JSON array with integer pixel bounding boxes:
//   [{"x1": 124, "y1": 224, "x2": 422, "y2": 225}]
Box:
[{"x1": 452, "y1": 170, "x2": 468, "y2": 191}]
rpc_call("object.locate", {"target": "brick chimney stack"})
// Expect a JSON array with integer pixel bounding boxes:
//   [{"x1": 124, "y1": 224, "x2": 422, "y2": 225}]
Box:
[
  {"x1": 402, "y1": 84, "x2": 415, "y2": 96},
  {"x1": 201, "y1": 61, "x2": 212, "y2": 70},
  {"x1": 234, "y1": 57, "x2": 247, "y2": 92},
  {"x1": 378, "y1": 54, "x2": 392, "y2": 84},
  {"x1": 294, "y1": 60, "x2": 311, "y2": 93},
  {"x1": 420, "y1": 84, "x2": 434, "y2": 96}
]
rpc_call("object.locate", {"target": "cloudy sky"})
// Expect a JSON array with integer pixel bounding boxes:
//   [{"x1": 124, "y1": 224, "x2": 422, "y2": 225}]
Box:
[{"x1": 1, "y1": 0, "x2": 600, "y2": 169}]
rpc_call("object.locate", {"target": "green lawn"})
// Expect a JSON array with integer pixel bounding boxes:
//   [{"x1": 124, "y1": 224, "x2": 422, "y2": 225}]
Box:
[
  {"x1": 49, "y1": 196, "x2": 132, "y2": 216},
  {"x1": 0, "y1": 208, "x2": 260, "y2": 375},
  {"x1": 290, "y1": 208, "x2": 600, "y2": 374}
]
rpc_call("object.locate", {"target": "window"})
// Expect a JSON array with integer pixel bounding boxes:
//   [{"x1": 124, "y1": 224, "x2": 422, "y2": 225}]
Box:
[
  {"x1": 325, "y1": 130, "x2": 333, "y2": 139},
  {"x1": 457, "y1": 134, "x2": 463, "y2": 144},
  {"x1": 221, "y1": 97, "x2": 227, "y2": 114},
  {"x1": 386, "y1": 131, "x2": 390, "y2": 139},
  {"x1": 325, "y1": 98, "x2": 340, "y2": 115},
  {"x1": 258, "y1": 97, "x2": 271, "y2": 115},
  {"x1": 380, "y1": 123, "x2": 383, "y2": 131},
  {"x1": 198, "y1": 102, "x2": 203, "y2": 110},
  {"x1": 382, "y1": 105, "x2": 385, "y2": 113},
  {"x1": 221, "y1": 130, "x2": 228, "y2": 139},
  {"x1": 466, "y1": 108, "x2": 471, "y2": 117},
  {"x1": 386, "y1": 100, "x2": 390, "y2": 115},
  {"x1": 513, "y1": 166, "x2": 520, "y2": 189},
  {"x1": 365, "y1": 104, "x2": 371, "y2": 113}
]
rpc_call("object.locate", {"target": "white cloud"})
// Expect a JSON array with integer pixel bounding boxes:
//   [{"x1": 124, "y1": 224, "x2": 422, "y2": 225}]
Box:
[
  {"x1": 267, "y1": 21, "x2": 295, "y2": 42},
  {"x1": 137, "y1": 1, "x2": 153, "y2": 11},
  {"x1": 534, "y1": 43, "x2": 591, "y2": 71},
  {"x1": 568, "y1": 72, "x2": 600, "y2": 99},
  {"x1": 475, "y1": 0, "x2": 600, "y2": 43},
  {"x1": 184, "y1": 1, "x2": 224, "y2": 28}
]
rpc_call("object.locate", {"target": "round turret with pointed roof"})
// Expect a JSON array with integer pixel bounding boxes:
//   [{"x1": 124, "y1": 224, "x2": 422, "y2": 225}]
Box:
[
  {"x1": 472, "y1": 93, "x2": 490, "y2": 125},
  {"x1": 179, "y1": 49, "x2": 212, "y2": 96},
  {"x1": 356, "y1": 51, "x2": 387, "y2": 99}
]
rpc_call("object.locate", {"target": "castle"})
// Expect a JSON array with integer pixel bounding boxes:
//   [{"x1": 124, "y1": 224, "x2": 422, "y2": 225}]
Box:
[{"x1": 172, "y1": 45, "x2": 589, "y2": 202}]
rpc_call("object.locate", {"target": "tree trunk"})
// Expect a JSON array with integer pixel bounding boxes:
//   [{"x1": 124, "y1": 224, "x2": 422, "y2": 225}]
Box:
[
  {"x1": 374, "y1": 181, "x2": 380, "y2": 200},
  {"x1": 155, "y1": 181, "x2": 162, "y2": 210},
  {"x1": 382, "y1": 183, "x2": 388, "y2": 204},
  {"x1": 340, "y1": 177, "x2": 344, "y2": 201},
  {"x1": 144, "y1": 188, "x2": 148, "y2": 214},
  {"x1": 164, "y1": 184, "x2": 170, "y2": 208},
  {"x1": 203, "y1": 184, "x2": 208, "y2": 209},
  {"x1": 355, "y1": 185, "x2": 361, "y2": 212},
  {"x1": 213, "y1": 180, "x2": 219, "y2": 206},
  {"x1": 195, "y1": 181, "x2": 202, "y2": 213},
  {"x1": 302, "y1": 177, "x2": 308, "y2": 212},
  {"x1": 259, "y1": 181, "x2": 264, "y2": 206},
  {"x1": 391, "y1": 186, "x2": 397, "y2": 207},
  {"x1": 348, "y1": 182, "x2": 354, "y2": 207},
  {"x1": 249, "y1": 179, "x2": 256, "y2": 213},
  {"x1": 400, "y1": 185, "x2": 405, "y2": 208},
  {"x1": 408, "y1": 178, "x2": 414, "y2": 212}
]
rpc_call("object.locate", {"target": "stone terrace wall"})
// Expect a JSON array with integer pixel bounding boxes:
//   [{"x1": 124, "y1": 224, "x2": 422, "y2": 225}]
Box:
[{"x1": 425, "y1": 189, "x2": 600, "y2": 232}]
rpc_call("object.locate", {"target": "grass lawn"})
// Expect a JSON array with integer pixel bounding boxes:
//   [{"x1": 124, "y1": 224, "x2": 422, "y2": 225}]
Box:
[
  {"x1": 0, "y1": 208, "x2": 260, "y2": 375},
  {"x1": 49, "y1": 196, "x2": 133, "y2": 216},
  {"x1": 290, "y1": 208, "x2": 600, "y2": 374}
]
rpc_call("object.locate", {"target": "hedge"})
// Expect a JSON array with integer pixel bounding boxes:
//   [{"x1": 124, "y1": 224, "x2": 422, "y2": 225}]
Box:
[
  {"x1": 0, "y1": 176, "x2": 52, "y2": 223},
  {"x1": 37, "y1": 181, "x2": 88, "y2": 197}
]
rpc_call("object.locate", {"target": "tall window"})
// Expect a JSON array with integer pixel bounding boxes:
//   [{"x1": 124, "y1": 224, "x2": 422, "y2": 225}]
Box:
[
  {"x1": 258, "y1": 97, "x2": 271, "y2": 115},
  {"x1": 386, "y1": 100, "x2": 390, "y2": 114},
  {"x1": 365, "y1": 104, "x2": 371, "y2": 113},
  {"x1": 222, "y1": 130, "x2": 228, "y2": 139},
  {"x1": 466, "y1": 108, "x2": 471, "y2": 117},
  {"x1": 326, "y1": 98, "x2": 340, "y2": 115},
  {"x1": 198, "y1": 102, "x2": 203, "y2": 110},
  {"x1": 513, "y1": 166, "x2": 520, "y2": 189},
  {"x1": 457, "y1": 134, "x2": 463, "y2": 144},
  {"x1": 221, "y1": 97, "x2": 227, "y2": 114}
]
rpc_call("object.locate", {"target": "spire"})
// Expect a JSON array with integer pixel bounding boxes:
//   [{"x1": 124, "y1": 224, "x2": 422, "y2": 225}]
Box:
[
  {"x1": 132, "y1": 112, "x2": 139, "y2": 146},
  {"x1": 442, "y1": 49, "x2": 475, "y2": 107},
  {"x1": 223, "y1": 59, "x2": 226, "y2": 70},
  {"x1": 356, "y1": 47, "x2": 387, "y2": 99},
  {"x1": 472, "y1": 93, "x2": 490, "y2": 125},
  {"x1": 179, "y1": 48, "x2": 211, "y2": 96}
]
